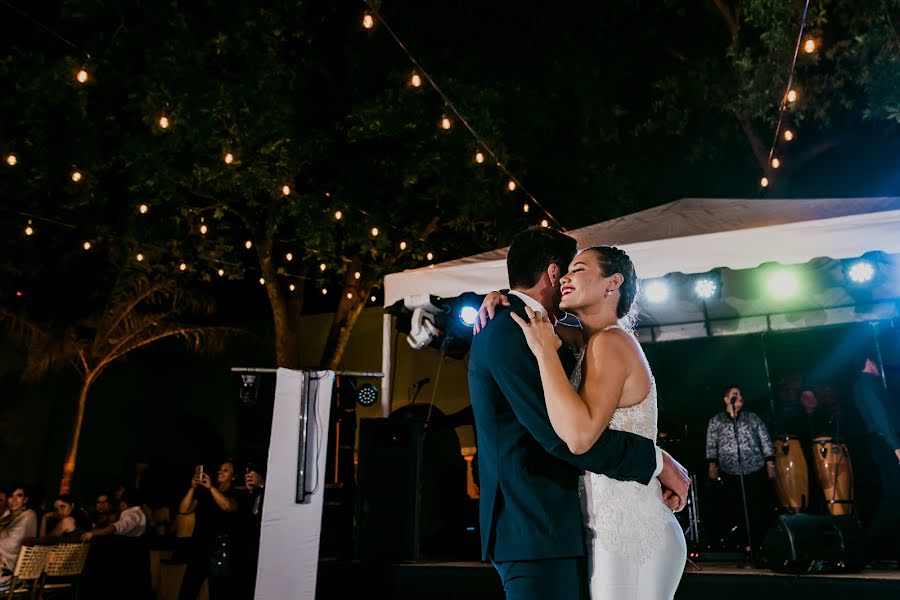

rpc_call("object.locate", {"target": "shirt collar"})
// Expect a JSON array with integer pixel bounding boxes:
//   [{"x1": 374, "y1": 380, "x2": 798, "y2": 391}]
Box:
[{"x1": 508, "y1": 290, "x2": 558, "y2": 325}]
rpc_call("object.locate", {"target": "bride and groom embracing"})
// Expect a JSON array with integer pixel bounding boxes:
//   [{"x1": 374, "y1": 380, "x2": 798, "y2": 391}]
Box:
[{"x1": 468, "y1": 227, "x2": 690, "y2": 599}]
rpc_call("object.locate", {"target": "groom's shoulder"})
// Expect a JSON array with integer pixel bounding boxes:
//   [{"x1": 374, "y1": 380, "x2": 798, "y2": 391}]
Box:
[{"x1": 479, "y1": 305, "x2": 521, "y2": 339}]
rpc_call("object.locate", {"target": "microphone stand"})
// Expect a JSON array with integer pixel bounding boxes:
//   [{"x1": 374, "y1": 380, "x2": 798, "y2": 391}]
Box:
[{"x1": 730, "y1": 399, "x2": 755, "y2": 566}]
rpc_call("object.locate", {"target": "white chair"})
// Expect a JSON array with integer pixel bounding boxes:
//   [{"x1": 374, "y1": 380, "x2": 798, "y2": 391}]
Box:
[{"x1": 3, "y1": 542, "x2": 51, "y2": 600}]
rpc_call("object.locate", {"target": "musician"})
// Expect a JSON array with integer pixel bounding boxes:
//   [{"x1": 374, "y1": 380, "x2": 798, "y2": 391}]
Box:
[
  {"x1": 853, "y1": 359, "x2": 900, "y2": 564},
  {"x1": 706, "y1": 385, "x2": 775, "y2": 556}
]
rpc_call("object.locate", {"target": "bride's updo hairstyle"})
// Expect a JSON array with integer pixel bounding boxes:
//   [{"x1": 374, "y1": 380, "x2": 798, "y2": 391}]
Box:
[{"x1": 583, "y1": 245, "x2": 640, "y2": 330}]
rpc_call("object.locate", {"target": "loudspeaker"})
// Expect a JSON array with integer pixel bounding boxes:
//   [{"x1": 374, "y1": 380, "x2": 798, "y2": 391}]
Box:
[{"x1": 763, "y1": 513, "x2": 863, "y2": 573}]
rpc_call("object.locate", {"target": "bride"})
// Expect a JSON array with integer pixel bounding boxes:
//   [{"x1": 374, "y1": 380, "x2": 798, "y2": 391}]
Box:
[{"x1": 487, "y1": 245, "x2": 686, "y2": 599}]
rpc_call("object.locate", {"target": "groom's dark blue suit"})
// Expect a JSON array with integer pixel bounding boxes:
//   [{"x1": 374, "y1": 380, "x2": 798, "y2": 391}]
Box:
[{"x1": 468, "y1": 295, "x2": 657, "y2": 599}]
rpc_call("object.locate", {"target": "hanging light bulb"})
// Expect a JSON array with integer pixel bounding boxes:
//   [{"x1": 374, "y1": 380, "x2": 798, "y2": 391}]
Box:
[
  {"x1": 760, "y1": 176, "x2": 770, "y2": 188},
  {"x1": 362, "y1": 13, "x2": 374, "y2": 29},
  {"x1": 139, "y1": 203, "x2": 149, "y2": 214},
  {"x1": 334, "y1": 210, "x2": 343, "y2": 220},
  {"x1": 426, "y1": 252, "x2": 434, "y2": 261},
  {"x1": 24, "y1": 220, "x2": 34, "y2": 236},
  {"x1": 158, "y1": 115, "x2": 170, "y2": 129},
  {"x1": 136, "y1": 253, "x2": 144, "y2": 262},
  {"x1": 475, "y1": 151, "x2": 485, "y2": 164},
  {"x1": 346, "y1": 293, "x2": 352, "y2": 300},
  {"x1": 259, "y1": 277, "x2": 265, "y2": 285},
  {"x1": 441, "y1": 116, "x2": 452, "y2": 130},
  {"x1": 83, "y1": 241, "x2": 91, "y2": 250},
  {"x1": 5, "y1": 154, "x2": 17, "y2": 166},
  {"x1": 200, "y1": 222, "x2": 208, "y2": 235},
  {"x1": 179, "y1": 262, "x2": 187, "y2": 271},
  {"x1": 354, "y1": 271, "x2": 361, "y2": 280},
  {"x1": 281, "y1": 185, "x2": 291, "y2": 196},
  {"x1": 71, "y1": 170, "x2": 82, "y2": 182},
  {"x1": 783, "y1": 129, "x2": 795, "y2": 142},
  {"x1": 787, "y1": 89, "x2": 798, "y2": 103},
  {"x1": 399, "y1": 241, "x2": 407, "y2": 251},
  {"x1": 371, "y1": 227, "x2": 379, "y2": 236},
  {"x1": 320, "y1": 263, "x2": 326, "y2": 272},
  {"x1": 804, "y1": 39, "x2": 816, "y2": 54},
  {"x1": 286, "y1": 252, "x2": 293, "y2": 261},
  {"x1": 76, "y1": 69, "x2": 88, "y2": 83},
  {"x1": 371, "y1": 295, "x2": 377, "y2": 302},
  {"x1": 523, "y1": 203, "x2": 530, "y2": 213},
  {"x1": 245, "y1": 240, "x2": 252, "y2": 249},
  {"x1": 224, "y1": 153, "x2": 234, "y2": 164},
  {"x1": 321, "y1": 288, "x2": 328, "y2": 295},
  {"x1": 218, "y1": 268, "x2": 225, "y2": 276},
  {"x1": 540, "y1": 219, "x2": 549, "y2": 228},
  {"x1": 410, "y1": 72, "x2": 422, "y2": 87},
  {"x1": 771, "y1": 158, "x2": 781, "y2": 169},
  {"x1": 507, "y1": 180, "x2": 517, "y2": 191},
  {"x1": 289, "y1": 284, "x2": 296, "y2": 292}
]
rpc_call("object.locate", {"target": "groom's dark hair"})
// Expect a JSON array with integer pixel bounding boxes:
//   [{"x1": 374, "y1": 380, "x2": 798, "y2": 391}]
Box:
[{"x1": 507, "y1": 227, "x2": 577, "y2": 289}]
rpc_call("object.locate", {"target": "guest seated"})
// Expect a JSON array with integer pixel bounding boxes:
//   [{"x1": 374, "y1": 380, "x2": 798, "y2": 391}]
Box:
[
  {"x1": 0, "y1": 490, "x2": 7, "y2": 520},
  {"x1": 0, "y1": 486, "x2": 38, "y2": 591},
  {"x1": 89, "y1": 491, "x2": 117, "y2": 529},
  {"x1": 82, "y1": 489, "x2": 146, "y2": 541},
  {"x1": 39, "y1": 494, "x2": 91, "y2": 539}
]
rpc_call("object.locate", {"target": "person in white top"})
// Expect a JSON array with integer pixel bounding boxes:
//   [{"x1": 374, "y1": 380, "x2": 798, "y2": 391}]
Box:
[{"x1": 82, "y1": 490, "x2": 146, "y2": 541}]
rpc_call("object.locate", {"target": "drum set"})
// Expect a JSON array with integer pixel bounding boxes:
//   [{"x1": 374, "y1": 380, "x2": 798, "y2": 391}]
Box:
[{"x1": 772, "y1": 435, "x2": 854, "y2": 516}]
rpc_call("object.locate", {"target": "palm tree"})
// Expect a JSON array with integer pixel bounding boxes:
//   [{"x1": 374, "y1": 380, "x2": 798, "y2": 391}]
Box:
[{"x1": 1, "y1": 274, "x2": 240, "y2": 493}]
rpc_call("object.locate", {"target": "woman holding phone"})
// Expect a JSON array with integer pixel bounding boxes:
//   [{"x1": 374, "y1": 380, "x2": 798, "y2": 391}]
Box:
[{"x1": 178, "y1": 460, "x2": 239, "y2": 600}]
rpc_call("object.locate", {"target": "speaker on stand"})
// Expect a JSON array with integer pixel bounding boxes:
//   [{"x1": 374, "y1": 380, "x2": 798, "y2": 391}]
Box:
[{"x1": 763, "y1": 513, "x2": 863, "y2": 573}]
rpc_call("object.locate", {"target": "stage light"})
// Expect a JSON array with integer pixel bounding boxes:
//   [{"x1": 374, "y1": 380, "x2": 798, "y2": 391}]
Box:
[
  {"x1": 240, "y1": 374, "x2": 259, "y2": 405},
  {"x1": 362, "y1": 13, "x2": 374, "y2": 29},
  {"x1": 410, "y1": 72, "x2": 422, "y2": 87},
  {"x1": 767, "y1": 269, "x2": 799, "y2": 299},
  {"x1": 356, "y1": 383, "x2": 378, "y2": 407},
  {"x1": 459, "y1": 305, "x2": 479, "y2": 327},
  {"x1": 847, "y1": 260, "x2": 875, "y2": 284},
  {"x1": 224, "y1": 153, "x2": 234, "y2": 164},
  {"x1": 694, "y1": 278, "x2": 718, "y2": 299},
  {"x1": 158, "y1": 115, "x2": 170, "y2": 129},
  {"x1": 783, "y1": 130, "x2": 795, "y2": 142},
  {"x1": 139, "y1": 203, "x2": 149, "y2": 214},
  {"x1": 787, "y1": 89, "x2": 798, "y2": 103},
  {"x1": 644, "y1": 280, "x2": 670, "y2": 304},
  {"x1": 76, "y1": 69, "x2": 88, "y2": 83},
  {"x1": 5, "y1": 154, "x2": 17, "y2": 166},
  {"x1": 475, "y1": 151, "x2": 485, "y2": 164}
]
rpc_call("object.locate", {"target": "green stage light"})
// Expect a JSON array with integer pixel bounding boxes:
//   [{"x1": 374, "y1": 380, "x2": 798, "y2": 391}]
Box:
[{"x1": 767, "y1": 269, "x2": 799, "y2": 299}]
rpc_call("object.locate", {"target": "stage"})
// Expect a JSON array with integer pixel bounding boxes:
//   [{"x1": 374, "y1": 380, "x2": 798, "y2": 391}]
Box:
[{"x1": 316, "y1": 560, "x2": 900, "y2": 599}]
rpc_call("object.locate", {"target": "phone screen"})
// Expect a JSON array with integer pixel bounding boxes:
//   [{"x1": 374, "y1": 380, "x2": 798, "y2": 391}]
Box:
[{"x1": 195, "y1": 464, "x2": 204, "y2": 479}]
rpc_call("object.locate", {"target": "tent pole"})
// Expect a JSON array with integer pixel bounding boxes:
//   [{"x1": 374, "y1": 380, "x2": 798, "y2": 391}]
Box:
[
  {"x1": 760, "y1": 332, "x2": 776, "y2": 420},
  {"x1": 381, "y1": 313, "x2": 394, "y2": 417},
  {"x1": 870, "y1": 321, "x2": 889, "y2": 391}
]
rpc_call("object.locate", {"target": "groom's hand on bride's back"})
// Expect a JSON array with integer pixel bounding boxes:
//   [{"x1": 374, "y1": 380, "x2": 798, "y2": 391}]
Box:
[
  {"x1": 658, "y1": 450, "x2": 690, "y2": 512},
  {"x1": 473, "y1": 291, "x2": 510, "y2": 334}
]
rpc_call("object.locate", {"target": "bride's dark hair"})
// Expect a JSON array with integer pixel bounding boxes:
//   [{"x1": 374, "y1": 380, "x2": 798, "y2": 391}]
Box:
[{"x1": 582, "y1": 246, "x2": 640, "y2": 330}]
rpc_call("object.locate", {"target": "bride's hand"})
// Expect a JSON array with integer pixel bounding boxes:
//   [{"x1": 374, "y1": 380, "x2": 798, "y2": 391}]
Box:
[
  {"x1": 510, "y1": 306, "x2": 561, "y2": 358},
  {"x1": 474, "y1": 291, "x2": 510, "y2": 335}
]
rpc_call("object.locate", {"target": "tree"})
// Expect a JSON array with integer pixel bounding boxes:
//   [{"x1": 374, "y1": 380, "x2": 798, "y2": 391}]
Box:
[{"x1": 0, "y1": 274, "x2": 238, "y2": 493}]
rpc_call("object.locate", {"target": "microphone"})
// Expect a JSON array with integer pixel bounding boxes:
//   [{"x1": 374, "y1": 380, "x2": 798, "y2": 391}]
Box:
[
  {"x1": 730, "y1": 393, "x2": 738, "y2": 406},
  {"x1": 730, "y1": 393, "x2": 739, "y2": 419}
]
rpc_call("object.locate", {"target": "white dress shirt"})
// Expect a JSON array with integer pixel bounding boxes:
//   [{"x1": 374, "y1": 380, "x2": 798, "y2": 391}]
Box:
[{"x1": 112, "y1": 506, "x2": 147, "y2": 537}]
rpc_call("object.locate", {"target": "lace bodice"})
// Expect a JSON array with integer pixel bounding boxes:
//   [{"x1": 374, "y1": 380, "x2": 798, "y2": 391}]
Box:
[{"x1": 568, "y1": 327, "x2": 671, "y2": 565}]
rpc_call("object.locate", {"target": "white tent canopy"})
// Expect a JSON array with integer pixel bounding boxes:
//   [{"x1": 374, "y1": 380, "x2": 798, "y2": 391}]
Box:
[{"x1": 378, "y1": 197, "x2": 900, "y2": 414}]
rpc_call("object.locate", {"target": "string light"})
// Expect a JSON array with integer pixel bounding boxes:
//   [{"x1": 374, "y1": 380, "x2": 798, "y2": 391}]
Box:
[
  {"x1": 285, "y1": 252, "x2": 293, "y2": 261},
  {"x1": 787, "y1": 89, "x2": 798, "y2": 103},
  {"x1": 289, "y1": 284, "x2": 296, "y2": 292},
  {"x1": 771, "y1": 158, "x2": 781, "y2": 169},
  {"x1": 259, "y1": 277, "x2": 265, "y2": 285},
  {"x1": 354, "y1": 271, "x2": 361, "y2": 279},
  {"x1": 760, "y1": 177, "x2": 770, "y2": 188},
  {"x1": 399, "y1": 241, "x2": 407, "y2": 251},
  {"x1": 24, "y1": 220, "x2": 34, "y2": 236},
  {"x1": 136, "y1": 253, "x2": 144, "y2": 262},
  {"x1": 200, "y1": 219, "x2": 208, "y2": 234},
  {"x1": 83, "y1": 241, "x2": 91, "y2": 250},
  {"x1": 371, "y1": 227, "x2": 379, "y2": 237},
  {"x1": 475, "y1": 151, "x2": 485, "y2": 164},
  {"x1": 410, "y1": 72, "x2": 422, "y2": 87},
  {"x1": 179, "y1": 262, "x2": 187, "y2": 271},
  {"x1": 783, "y1": 129, "x2": 795, "y2": 142},
  {"x1": 362, "y1": 13, "x2": 374, "y2": 29},
  {"x1": 5, "y1": 154, "x2": 16, "y2": 166},
  {"x1": 440, "y1": 116, "x2": 452, "y2": 130},
  {"x1": 281, "y1": 185, "x2": 291, "y2": 196},
  {"x1": 346, "y1": 293, "x2": 352, "y2": 299},
  {"x1": 426, "y1": 252, "x2": 434, "y2": 261},
  {"x1": 804, "y1": 39, "x2": 816, "y2": 54},
  {"x1": 334, "y1": 210, "x2": 343, "y2": 220},
  {"x1": 245, "y1": 240, "x2": 252, "y2": 249},
  {"x1": 523, "y1": 203, "x2": 530, "y2": 213},
  {"x1": 320, "y1": 263, "x2": 326, "y2": 272},
  {"x1": 321, "y1": 288, "x2": 328, "y2": 295},
  {"x1": 71, "y1": 170, "x2": 82, "y2": 182},
  {"x1": 158, "y1": 115, "x2": 170, "y2": 129},
  {"x1": 507, "y1": 180, "x2": 517, "y2": 192},
  {"x1": 224, "y1": 153, "x2": 234, "y2": 164},
  {"x1": 371, "y1": 296, "x2": 377, "y2": 302},
  {"x1": 139, "y1": 203, "x2": 149, "y2": 214},
  {"x1": 540, "y1": 219, "x2": 549, "y2": 228},
  {"x1": 218, "y1": 268, "x2": 225, "y2": 276},
  {"x1": 76, "y1": 69, "x2": 88, "y2": 83}
]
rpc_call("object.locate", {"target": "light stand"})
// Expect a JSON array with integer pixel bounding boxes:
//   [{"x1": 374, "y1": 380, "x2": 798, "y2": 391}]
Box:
[{"x1": 730, "y1": 398, "x2": 755, "y2": 566}]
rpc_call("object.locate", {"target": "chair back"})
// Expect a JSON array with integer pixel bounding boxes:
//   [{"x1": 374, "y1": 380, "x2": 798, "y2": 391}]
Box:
[
  {"x1": 11, "y1": 543, "x2": 51, "y2": 582},
  {"x1": 44, "y1": 542, "x2": 90, "y2": 577}
]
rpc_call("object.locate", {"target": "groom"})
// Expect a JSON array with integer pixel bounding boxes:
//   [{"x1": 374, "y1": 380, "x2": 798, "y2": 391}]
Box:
[{"x1": 468, "y1": 227, "x2": 689, "y2": 599}]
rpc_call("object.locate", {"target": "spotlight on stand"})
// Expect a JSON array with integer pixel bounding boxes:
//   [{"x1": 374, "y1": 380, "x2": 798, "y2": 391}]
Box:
[
  {"x1": 693, "y1": 273, "x2": 721, "y2": 300},
  {"x1": 240, "y1": 374, "x2": 260, "y2": 405},
  {"x1": 767, "y1": 268, "x2": 799, "y2": 300},
  {"x1": 356, "y1": 383, "x2": 379, "y2": 407},
  {"x1": 458, "y1": 305, "x2": 479, "y2": 327},
  {"x1": 404, "y1": 294, "x2": 444, "y2": 350},
  {"x1": 385, "y1": 292, "x2": 486, "y2": 359},
  {"x1": 846, "y1": 260, "x2": 875, "y2": 285},
  {"x1": 644, "y1": 280, "x2": 670, "y2": 304}
]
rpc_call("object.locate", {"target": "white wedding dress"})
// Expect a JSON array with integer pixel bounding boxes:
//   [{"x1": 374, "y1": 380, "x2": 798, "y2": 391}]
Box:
[{"x1": 570, "y1": 333, "x2": 686, "y2": 599}]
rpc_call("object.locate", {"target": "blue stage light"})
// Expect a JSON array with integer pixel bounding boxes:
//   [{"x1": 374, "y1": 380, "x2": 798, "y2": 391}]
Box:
[
  {"x1": 644, "y1": 281, "x2": 670, "y2": 304},
  {"x1": 459, "y1": 305, "x2": 479, "y2": 327},
  {"x1": 848, "y1": 260, "x2": 875, "y2": 284}
]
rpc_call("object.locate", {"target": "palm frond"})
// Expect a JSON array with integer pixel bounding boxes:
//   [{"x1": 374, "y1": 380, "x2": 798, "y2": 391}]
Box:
[
  {"x1": 102, "y1": 325, "x2": 245, "y2": 367},
  {"x1": 0, "y1": 309, "x2": 83, "y2": 380}
]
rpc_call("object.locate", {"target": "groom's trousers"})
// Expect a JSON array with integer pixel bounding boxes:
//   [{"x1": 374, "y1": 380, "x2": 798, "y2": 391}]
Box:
[{"x1": 492, "y1": 557, "x2": 589, "y2": 600}]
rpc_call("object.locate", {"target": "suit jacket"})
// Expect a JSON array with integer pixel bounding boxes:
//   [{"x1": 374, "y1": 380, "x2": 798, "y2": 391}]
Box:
[{"x1": 468, "y1": 295, "x2": 657, "y2": 562}]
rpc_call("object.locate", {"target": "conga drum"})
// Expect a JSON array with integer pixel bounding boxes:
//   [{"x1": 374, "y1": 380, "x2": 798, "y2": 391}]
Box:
[
  {"x1": 811, "y1": 436, "x2": 854, "y2": 516},
  {"x1": 773, "y1": 435, "x2": 809, "y2": 512}
]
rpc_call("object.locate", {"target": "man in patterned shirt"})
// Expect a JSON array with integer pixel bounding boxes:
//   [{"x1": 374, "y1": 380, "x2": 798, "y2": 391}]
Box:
[{"x1": 706, "y1": 385, "x2": 776, "y2": 557}]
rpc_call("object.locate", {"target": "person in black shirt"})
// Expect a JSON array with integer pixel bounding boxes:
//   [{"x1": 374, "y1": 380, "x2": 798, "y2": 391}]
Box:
[{"x1": 178, "y1": 461, "x2": 239, "y2": 600}]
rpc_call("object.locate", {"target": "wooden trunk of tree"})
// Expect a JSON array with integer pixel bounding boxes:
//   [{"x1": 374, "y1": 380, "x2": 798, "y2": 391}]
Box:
[
  {"x1": 59, "y1": 375, "x2": 94, "y2": 494},
  {"x1": 258, "y1": 238, "x2": 302, "y2": 368}
]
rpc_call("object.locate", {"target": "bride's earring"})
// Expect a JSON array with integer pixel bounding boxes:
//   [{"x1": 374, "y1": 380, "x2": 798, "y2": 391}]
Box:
[{"x1": 604, "y1": 289, "x2": 611, "y2": 298}]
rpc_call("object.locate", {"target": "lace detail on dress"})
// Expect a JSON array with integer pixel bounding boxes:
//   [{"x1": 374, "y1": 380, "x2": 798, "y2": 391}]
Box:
[{"x1": 570, "y1": 330, "x2": 670, "y2": 565}]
